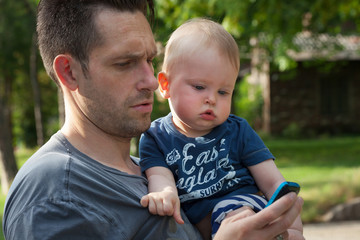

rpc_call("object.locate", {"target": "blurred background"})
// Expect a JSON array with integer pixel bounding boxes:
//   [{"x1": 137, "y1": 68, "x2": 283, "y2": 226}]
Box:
[{"x1": 1, "y1": 0, "x2": 360, "y2": 238}]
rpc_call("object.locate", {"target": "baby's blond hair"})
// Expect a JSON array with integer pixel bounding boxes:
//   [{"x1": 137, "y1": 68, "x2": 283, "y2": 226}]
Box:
[{"x1": 163, "y1": 18, "x2": 240, "y2": 74}]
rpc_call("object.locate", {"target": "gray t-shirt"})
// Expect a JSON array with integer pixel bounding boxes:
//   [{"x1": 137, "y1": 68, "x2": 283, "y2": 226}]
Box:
[{"x1": 3, "y1": 131, "x2": 201, "y2": 240}]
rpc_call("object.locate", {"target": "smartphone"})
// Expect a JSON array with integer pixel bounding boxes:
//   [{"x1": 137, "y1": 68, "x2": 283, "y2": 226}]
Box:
[{"x1": 265, "y1": 181, "x2": 300, "y2": 207}]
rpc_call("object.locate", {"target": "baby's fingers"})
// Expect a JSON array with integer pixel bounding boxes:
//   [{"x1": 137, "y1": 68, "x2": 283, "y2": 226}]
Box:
[
  {"x1": 162, "y1": 198, "x2": 175, "y2": 215},
  {"x1": 142, "y1": 195, "x2": 163, "y2": 215},
  {"x1": 162, "y1": 197, "x2": 184, "y2": 224},
  {"x1": 172, "y1": 200, "x2": 184, "y2": 224},
  {"x1": 140, "y1": 195, "x2": 150, "y2": 207},
  {"x1": 147, "y1": 197, "x2": 163, "y2": 215}
]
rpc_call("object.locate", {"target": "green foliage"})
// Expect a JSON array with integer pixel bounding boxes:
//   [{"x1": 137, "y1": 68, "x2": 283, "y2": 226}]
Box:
[
  {"x1": 0, "y1": 1, "x2": 35, "y2": 66},
  {"x1": 154, "y1": 0, "x2": 360, "y2": 73},
  {"x1": 0, "y1": 0, "x2": 42, "y2": 148},
  {"x1": 273, "y1": 41, "x2": 298, "y2": 72},
  {"x1": 0, "y1": 0, "x2": 58, "y2": 147},
  {"x1": 233, "y1": 76, "x2": 263, "y2": 127},
  {"x1": 3, "y1": 0, "x2": 360, "y2": 149},
  {"x1": 310, "y1": 0, "x2": 360, "y2": 34}
]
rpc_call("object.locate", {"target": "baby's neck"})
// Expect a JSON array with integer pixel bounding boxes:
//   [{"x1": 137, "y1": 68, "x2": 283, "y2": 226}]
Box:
[{"x1": 173, "y1": 122, "x2": 213, "y2": 138}]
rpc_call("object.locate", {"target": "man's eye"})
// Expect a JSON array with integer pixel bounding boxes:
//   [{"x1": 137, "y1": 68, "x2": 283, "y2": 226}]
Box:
[{"x1": 117, "y1": 61, "x2": 131, "y2": 67}]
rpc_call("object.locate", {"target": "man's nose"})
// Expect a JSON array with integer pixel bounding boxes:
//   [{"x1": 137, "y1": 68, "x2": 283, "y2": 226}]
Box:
[{"x1": 137, "y1": 61, "x2": 158, "y2": 92}]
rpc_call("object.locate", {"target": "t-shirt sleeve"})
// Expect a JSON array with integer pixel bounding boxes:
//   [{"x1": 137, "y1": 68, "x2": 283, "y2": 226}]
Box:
[
  {"x1": 5, "y1": 200, "x2": 119, "y2": 240},
  {"x1": 139, "y1": 131, "x2": 169, "y2": 172},
  {"x1": 239, "y1": 118, "x2": 275, "y2": 166}
]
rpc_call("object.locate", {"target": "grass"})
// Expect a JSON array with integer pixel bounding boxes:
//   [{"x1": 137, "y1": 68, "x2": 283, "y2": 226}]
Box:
[
  {"x1": 265, "y1": 136, "x2": 360, "y2": 223},
  {"x1": 0, "y1": 136, "x2": 359, "y2": 238}
]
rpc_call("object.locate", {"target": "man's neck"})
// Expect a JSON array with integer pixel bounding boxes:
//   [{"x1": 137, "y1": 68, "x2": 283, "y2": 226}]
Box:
[{"x1": 61, "y1": 122, "x2": 141, "y2": 176}]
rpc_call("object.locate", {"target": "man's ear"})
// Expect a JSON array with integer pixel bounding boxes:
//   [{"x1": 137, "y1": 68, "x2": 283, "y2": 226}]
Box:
[
  {"x1": 53, "y1": 54, "x2": 79, "y2": 91},
  {"x1": 158, "y1": 71, "x2": 170, "y2": 99}
]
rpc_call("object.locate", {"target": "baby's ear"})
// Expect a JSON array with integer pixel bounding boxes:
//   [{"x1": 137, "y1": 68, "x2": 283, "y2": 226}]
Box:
[{"x1": 158, "y1": 71, "x2": 170, "y2": 99}]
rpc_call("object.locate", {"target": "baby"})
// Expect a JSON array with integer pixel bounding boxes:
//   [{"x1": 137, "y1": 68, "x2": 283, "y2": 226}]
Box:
[{"x1": 139, "y1": 18, "x2": 303, "y2": 240}]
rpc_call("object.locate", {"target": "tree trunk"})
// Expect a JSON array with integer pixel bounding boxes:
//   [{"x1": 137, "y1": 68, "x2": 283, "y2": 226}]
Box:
[
  {"x1": 249, "y1": 40, "x2": 271, "y2": 134},
  {"x1": 0, "y1": 75, "x2": 18, "y2": 195},
  {"x1": 30, "y1": 32, "x2": 44, "y2": 146}
]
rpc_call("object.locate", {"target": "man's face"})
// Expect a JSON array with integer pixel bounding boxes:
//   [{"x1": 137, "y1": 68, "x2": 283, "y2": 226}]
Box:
[{"x1": 75, "y1": 10, "x2": 158, "y2": 138}]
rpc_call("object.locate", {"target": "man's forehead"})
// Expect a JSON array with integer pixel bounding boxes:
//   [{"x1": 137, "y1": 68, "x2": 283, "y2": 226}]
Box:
[
  {"x1": 94, "y1": 9, "x2": 151, "y2": 36},
  {"x1": 93, "y1": 10, "x2": 155, "y2": 50}
]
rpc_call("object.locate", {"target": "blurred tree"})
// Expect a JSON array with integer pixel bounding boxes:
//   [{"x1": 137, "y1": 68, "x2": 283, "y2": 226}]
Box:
[
  {"x1": 152, "y1": 0, "x2": 360, "y2": 128},
  {"x1": 1, "y1": 0, "x2": 360, "y2": 182},
  {"x1": 0, "y1": 1, "x2": 28, "y2": 194},
  {"x1": 0, "y1": 72, "x2": 18, "y2": 195},
  {"x1": 0, "y1": 0, "x2": 41, "y2": 193},
  {"x1": 155, "y1": 0, "x2": 360, "y2": 71},
  {"x1": 30, "y1": 32, "x2": 44, "y2": 146}
]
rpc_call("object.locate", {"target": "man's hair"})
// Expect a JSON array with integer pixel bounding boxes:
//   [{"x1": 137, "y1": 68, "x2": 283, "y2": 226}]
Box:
[
  {"x1": 163, "y1": 18, "x2": 240, "y2": 73},
  {"x1": 37, "y1": 0, "x2": 154, "y2": 85}
]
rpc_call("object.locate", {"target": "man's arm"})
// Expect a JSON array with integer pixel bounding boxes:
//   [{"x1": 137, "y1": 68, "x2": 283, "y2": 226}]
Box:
[{"x1": 140, "y1": 166, "x2": 184, "y2": 224}]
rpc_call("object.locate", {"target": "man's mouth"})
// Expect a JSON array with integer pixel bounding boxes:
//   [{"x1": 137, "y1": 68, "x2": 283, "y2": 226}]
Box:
[{"x1": 132, "y1": 101, "x2": 153, "y2": 113}]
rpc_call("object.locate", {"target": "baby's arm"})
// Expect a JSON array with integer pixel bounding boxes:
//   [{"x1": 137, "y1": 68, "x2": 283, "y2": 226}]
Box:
[
  {"x1": 249, "y1": 160, "x2": 304, "y2": 240},
  {"x1": 140, "y1": 166, "x2": 184, "y2": 224}
]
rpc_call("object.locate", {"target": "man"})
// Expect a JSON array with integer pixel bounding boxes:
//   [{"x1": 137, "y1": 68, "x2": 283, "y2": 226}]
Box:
[{"x1": 3, "y1": 0, "x2": 303, "y2": 239}]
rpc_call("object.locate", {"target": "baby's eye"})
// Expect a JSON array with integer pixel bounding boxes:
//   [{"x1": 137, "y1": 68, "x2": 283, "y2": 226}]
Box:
[
  {"x1": 218, "y1": 90, "x2": 228, "y2": 95},
  {"x1": 194, "y1": 85, "x2": 205, "y2": 90}
]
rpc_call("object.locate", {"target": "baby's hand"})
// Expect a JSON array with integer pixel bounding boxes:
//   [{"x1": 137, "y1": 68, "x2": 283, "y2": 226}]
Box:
[{"x1": 140, "y1": 189, "x2": 184, "y2": 224}]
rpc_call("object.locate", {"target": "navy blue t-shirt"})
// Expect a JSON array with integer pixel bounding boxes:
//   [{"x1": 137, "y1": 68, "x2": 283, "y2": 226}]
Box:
[{"x1": 139, "y1": 113, "x2": 274, "y2": 224}]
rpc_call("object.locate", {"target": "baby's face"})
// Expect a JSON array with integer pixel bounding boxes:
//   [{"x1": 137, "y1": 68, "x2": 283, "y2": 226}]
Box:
[{"x1": 166, "y1": 47, "x2": 238, "y2": 138}]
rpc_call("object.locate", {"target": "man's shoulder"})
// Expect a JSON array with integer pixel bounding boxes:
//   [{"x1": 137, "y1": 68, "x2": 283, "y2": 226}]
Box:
[
  {"x1": 18, "y1": 133, "x2": 71, "y2": 179},
  {"x1": 3, "y1": 132, "x2": 111, "y2": 239},
  {"x1": 4, "y1": 132, "x2": 73, "y2": 217}
]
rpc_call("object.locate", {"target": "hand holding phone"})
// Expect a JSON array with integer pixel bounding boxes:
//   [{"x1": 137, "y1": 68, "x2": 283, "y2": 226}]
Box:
[{"x1": 266, "y1": 181, "x2": 300, "y2": 207}]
